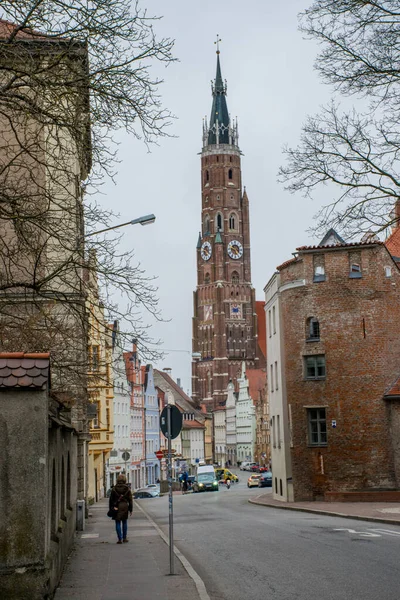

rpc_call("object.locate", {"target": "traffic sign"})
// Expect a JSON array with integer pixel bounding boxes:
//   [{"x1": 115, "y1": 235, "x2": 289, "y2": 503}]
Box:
[
  {"x1": 155, "y1": 450, "x2": 163, "y2": 460},
  {"x1": 121, "y1": 451, "x2": 130, "y2": 462},
  {"x1": 160, "y1": 405, "x2": 183, "y2": 440}
]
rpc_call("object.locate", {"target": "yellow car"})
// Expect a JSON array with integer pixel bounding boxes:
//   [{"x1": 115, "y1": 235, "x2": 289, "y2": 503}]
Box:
[
  {"x1": 247, "y1": 474, "x2": 261, "y2": 488},
  {"x1": 215, "y1": 468, "x2": 239, "y2": 483}
]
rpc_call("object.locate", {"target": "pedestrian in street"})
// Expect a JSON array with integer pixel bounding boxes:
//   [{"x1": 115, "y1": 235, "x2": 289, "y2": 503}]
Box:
[{"x1": 109, "y1": 474, "x2": 133, "y2": 544}]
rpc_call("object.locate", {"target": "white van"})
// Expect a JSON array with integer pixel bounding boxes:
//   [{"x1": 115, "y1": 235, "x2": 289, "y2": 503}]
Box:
[
  {"x1": 196, "y1": 464, "x2": 215, "y2": 476},
  {"x1": 240, "y1": 461, "x2": 256, "y2": 471}
]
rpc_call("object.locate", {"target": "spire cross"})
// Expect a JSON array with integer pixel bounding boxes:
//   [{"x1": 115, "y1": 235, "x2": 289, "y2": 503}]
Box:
[{"x1": 214, "y1": 34, "x2": 222, "y2": 54}]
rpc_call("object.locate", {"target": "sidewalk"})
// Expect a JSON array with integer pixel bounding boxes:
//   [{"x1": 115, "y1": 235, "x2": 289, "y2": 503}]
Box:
[
  {"x1": 55, "y1": 498, "x2": 201, "y2": 600},
  {"x1": 249, "y1": 493, "x2": 400, "y2": 525}
]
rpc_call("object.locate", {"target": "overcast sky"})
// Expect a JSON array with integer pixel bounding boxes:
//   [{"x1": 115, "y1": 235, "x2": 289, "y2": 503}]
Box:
[{"x1": 100, "y1": 1, "x2": 333, "y2": 394}]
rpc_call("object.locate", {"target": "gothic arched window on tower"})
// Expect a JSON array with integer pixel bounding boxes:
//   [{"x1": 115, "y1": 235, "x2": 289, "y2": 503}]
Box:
[
  {"x1": 216, "y1": 213, "x2": 223, "y2": 231},
  {"x1": 229, "y1": 213, "x2": 237, "y2": 231},
  {"x1": 228, "y1": 169, "x2": 233, "y2": 180},
  {"x1": 204, "y1": 214, "x2": 210, "y2": 235},
  {"x1": 206, "y1": 170, "x2": 209, "y2": 183},
  {"x1": 231, "y1": 271, "x2": 239, "y2": 284}
]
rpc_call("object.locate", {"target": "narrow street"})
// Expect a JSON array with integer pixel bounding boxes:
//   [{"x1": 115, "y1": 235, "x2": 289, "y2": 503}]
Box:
[{"x1": 138, "y1": 474, "x2": 400, "y2": 600}]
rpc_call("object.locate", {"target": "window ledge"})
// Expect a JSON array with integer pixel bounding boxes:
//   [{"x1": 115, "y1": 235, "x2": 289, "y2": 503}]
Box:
[
  {"x1": 313, "y1": 275, "x2": 326, "y2": 282},
  {"x1": 306, "y1": 338, "x2": 320, "y2": 343},
  {"x1": 305, "y1": 377, "x2": 326, "y2": 381},
  {"x1": 349, "y1": 272, "x2": 362, "y2": 279},
  {"x1": 307, "y1": 443, "x2": 328, "y2": 448}
]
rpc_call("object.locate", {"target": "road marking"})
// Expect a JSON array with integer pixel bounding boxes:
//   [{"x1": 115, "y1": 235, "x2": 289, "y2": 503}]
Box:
[
  {"x1": 370, "y1": 529, "x2": 400, "y2": 537},
  {"x1": 333, "y1": 528, "x2": 381, "y2": 537},
  {"x1": 134, "y1": 500, "x2": 210, "y2": 600},
  {"x1": 80, "y1": 533, "x2": 99, "y2": 539}
]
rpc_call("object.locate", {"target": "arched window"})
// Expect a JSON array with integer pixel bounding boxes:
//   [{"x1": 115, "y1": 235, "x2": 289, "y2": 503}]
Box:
[
  {"x1": 204, "y1": 214, "x2": 210, "y2": 234},
  {"x1": 206, "y1": 170, "x2": 209, "y2": 182},
  {"x1": 229, "y1": 213, "x2": 237, "y2": 230},
  {"x1": 231, "y1": 271, "x2": 239, "y2": 284},
  {"x1": 307, "y1": 317, "x2": 320, "y2": 340},
  {"x1": 204, "y1": 272, "x2": 210, "y2": 284},
  {"x1": 228, "y1": 169, "x2": 233, "y2": 180},
  {"x1": 216, "y1": 213, "x2": 223, "y2": 231}
]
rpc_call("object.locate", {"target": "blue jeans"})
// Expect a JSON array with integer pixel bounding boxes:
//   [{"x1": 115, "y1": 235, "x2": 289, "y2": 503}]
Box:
[{"x1": 115, "y1": 519, "x2": 128, "y2": 541}]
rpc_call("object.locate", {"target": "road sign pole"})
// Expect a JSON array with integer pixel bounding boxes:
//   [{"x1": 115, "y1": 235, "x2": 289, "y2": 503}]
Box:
[{"x1": 167, "y1": 404, "x2": 174, "y2": 575}]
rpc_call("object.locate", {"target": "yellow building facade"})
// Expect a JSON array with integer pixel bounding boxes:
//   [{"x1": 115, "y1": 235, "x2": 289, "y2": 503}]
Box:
[{"x1": 87, "y1": 265, "x2": 114, "y2": 502}]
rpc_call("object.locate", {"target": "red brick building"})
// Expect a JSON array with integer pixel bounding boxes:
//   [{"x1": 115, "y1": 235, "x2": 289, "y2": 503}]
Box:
[
  {"x1": 191, "y1": 51, "x2": 264, "y2": 410},
  {"x1": 274, "y1": 232, "x2": 400, "y2": 500}
]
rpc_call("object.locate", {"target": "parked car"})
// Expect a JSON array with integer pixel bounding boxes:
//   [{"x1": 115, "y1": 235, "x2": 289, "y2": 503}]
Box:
[
  {"x1": 258, "y1": 472, "x2": 273, "y2": 488},
  {"x1": 145, "y1": 483, "x2": 160, "y2": 490},
  {"x1": 134, "y1": 487, "x2": 159, "y2": 498},
  {"x1": 251, "y1": 465, "x2": 261, "y2": 472},
  {"x1": 247, "y1": 474, "x2": 261, "y2": 488},
  {"x1": 259, "y1": 467, "x2": 269, "y2": 473},
  {"x1": 240, "y1": 462, "x2": 256, "y2": 471}
]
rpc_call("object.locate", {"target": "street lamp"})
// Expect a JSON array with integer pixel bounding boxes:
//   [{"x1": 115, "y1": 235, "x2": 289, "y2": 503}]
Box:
[{"x1": 85, "y1": 214, "x2": 156, "y2": 237}]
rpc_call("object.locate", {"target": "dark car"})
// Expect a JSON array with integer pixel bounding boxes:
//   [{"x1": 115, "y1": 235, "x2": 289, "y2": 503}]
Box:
[
  {"x1": 258, "y1": 472, "x2": 272, "y2": 487},
  {"x1": 134, "y1": 489, "x2": 158, "y2": 499}
]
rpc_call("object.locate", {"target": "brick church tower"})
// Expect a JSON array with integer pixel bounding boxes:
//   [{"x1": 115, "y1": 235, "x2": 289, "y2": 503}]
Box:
[{"x1": 191, "y1": 50, "x2": 260, "y2": 410}]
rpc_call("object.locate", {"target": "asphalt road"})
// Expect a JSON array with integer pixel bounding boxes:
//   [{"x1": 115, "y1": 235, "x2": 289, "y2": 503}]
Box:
[{"x1": 137, "y1": 471, "x2": 400, "y2": 600}]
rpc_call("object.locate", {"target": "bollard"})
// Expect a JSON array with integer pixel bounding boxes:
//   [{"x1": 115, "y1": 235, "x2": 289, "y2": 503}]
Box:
[{"x1": 76, "y1": 499, "x2": 85, "y2": 531}]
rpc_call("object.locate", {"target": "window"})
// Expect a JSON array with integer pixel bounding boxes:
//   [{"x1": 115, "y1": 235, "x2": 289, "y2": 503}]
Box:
[
  {"x1": 307, "y1": 317, "x2": 320, "y2": 341},
  {"x1": 204, "y1": 214, "x2": 210, "y2": 234},
  {"x1": 274, "y1": 361, "x2": 278, "y2": 390},
  {"x1": 268, "y1": 310, "x2": 271, "y2": 337},
  {"x1": 313, "y1": 255, "x2": 326, "y2": 282},
  {"x1": 385, "y1": 266, "x2": 392, "y2": 278},
  {"x1": 91, "y1": 346, "x2": 100, "y2": 371},
  {"x1": 231, "y1": 271, "x2": 239, "y2": 284},
  {"x1": 305, "y1": 355, "x2": 326, "y2": 379},
  {"x1": 204, "y1": 272, "x2": 210, "y2": 284},
  {"x1": 229, "y1": 213, "x2": 236, "y2": 230},
  {"x1": 228, "y1": 169, "x2": 233, "y2": 180},
  {"x1": 307, "y1": 407, "x2": 327, "y2": 446},
  {"x1": 216, "y1": 213, "x2": 223, "y2": 231},
  {"x1": 206, "y1": 170, "x2": 209, "y2": 182},
  {"x1": 272, "y1": 306, "x2": 276, "y2": 334},
  {"x1": 349, "y1": 263, "x2": 362, "y2": 279},
  {"x1": 270, "y1": 364, "x2": 274, "y2": 392}
]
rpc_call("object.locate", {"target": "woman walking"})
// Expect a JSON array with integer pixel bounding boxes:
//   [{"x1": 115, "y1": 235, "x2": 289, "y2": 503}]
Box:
[{"x1": 109, "y1": 474, "x2": 133, "y2": 544}]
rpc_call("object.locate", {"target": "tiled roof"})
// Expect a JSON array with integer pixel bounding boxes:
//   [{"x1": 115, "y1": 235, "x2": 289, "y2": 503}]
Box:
[
  {"x1": 246, "y1": 368, "x2": 267, "y2": 403},
  {"x1": 276, "y1": 257, "x2": 298, "y2": 271},
  {"x1": 296, "y1": 241, "x2": 383, "y2": 252},
  {"x1": 155, "y1": 370, "x2": 197, "y2": 409},
  {"x1": 384, "y1": 376, "x2": 400, "y2": 398},
  {"x1": 385, "y1": 227, "x2": 400, "y2": 259},
  {"x1": 0, "y1": 19, "x2": 52, "y2": 41},
  {"x1": 256, "y1": 301, "x2": 266, "y2": 360},
  {"x1": 0, "y1": 352, "x2": 50, "y2": 388}
]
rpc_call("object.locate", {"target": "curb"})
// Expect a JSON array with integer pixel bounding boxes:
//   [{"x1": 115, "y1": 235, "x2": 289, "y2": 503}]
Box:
[
  {"x1": 134, "y1": 500, "x2": 210, "y2": 600},
  {"x1": 248, "y1": 497, "x2": 400, "y2": 526}
]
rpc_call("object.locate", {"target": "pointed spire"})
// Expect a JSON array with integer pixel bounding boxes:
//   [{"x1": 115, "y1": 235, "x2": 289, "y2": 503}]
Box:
[
  {"x1": 197, "y1": 232, "x2": 202, "y2": 249},
  {"x1": 207, "y1": 51, "x2": 231, "y2": 147},
  {"x1": 215, "y1": 230, "x2": 222, "y2": 244}
]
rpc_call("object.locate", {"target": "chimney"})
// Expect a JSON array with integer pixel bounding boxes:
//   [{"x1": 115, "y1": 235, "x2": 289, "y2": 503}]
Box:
[{"x1": 177, "y1": 378, "x2": 181, "y2": 388}]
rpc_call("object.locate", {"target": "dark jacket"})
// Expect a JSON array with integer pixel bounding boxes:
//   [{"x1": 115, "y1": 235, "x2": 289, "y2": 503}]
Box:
[{"x1": 109, "y1": 482, "x2": 133, "y2": 521}]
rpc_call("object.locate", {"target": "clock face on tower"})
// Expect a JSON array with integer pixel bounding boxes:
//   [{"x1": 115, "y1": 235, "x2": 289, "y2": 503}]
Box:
[
  {"x1": 227, "y1": 240, "x2": 243, "y2": 260},
  {"x1": 201, "y1": 241, "x2": 212, "y2": 261}
]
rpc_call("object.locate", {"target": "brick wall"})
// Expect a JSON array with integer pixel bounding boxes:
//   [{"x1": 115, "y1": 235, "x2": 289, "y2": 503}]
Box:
[{"x1": 280, "y1": 243, "x2": 400, "y2": 500}]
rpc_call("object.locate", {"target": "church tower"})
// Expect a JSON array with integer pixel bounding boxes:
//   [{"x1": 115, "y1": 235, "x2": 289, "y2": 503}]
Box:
[{"x1": 191, "y1": 49, "x2": 260, "y2": 410}]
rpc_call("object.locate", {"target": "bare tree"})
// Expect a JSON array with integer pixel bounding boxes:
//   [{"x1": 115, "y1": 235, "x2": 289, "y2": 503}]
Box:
[
  {"x1": 279, "y1": 1, "x2": 400, "y2": 238},
  {"x1": 0, "y1": 1, "x2": 174, "y2": 392}
]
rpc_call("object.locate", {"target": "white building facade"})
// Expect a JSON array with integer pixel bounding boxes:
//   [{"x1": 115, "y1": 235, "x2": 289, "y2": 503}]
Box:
[
  {"x1": 236, "y1": 363, "x2": 256, "y2": 464},
  {"x1": 225, "y1": 380, "x2": 237, "y2": 466},
  {"x1": 213, "y1": 407, "x2": 226, "y2": 467},
  {"x1": 264, "y1": 272, "x2": 293, "y2": 501}
]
